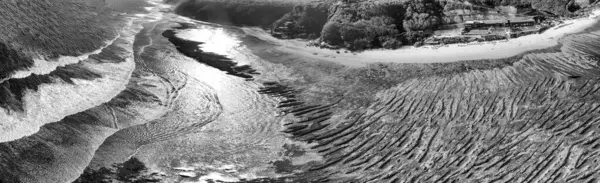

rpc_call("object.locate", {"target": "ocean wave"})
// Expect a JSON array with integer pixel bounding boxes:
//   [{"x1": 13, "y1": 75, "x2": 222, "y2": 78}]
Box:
[
  {"x1": 7, "y1": 34, "x2": 122, "y2": 81},
  {"x1": 0, "y1": 55, "x2": 134, "y2": 142},
  {"x1": 0, "y1": 19, "x2": 138, "y2": 143}
]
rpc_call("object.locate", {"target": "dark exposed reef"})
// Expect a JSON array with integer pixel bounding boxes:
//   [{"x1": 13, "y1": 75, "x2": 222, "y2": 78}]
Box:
[
  {"x1": 259, "y1": 82, "x2": 338, "y2": 123},
  {"x1": 74, "y1": 157, "x2": 163, "y2": 183},
  {"x1": 251, "y1": 20, "x2": 600, "y2": 182},
  {"x1": 162, "y1": 23, "x2": 259, "y2": 79}
]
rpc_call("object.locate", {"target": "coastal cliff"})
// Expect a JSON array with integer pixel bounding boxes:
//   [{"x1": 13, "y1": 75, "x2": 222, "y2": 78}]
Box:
[{"x1": 174, "y1": 0, "x2": 598, "y2": 50}]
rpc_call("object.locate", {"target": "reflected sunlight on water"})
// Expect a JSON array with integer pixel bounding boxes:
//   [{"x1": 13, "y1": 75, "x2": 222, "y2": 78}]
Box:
[
  {"x1": 129, "y1": 20, "x2": 319, "y2": 181},
  {"x1": 173, "y1": 26, "x2": 245, "y2": 88},
  {"x1": 175, "y1": 27, "x2": 241, "y2": 57}
]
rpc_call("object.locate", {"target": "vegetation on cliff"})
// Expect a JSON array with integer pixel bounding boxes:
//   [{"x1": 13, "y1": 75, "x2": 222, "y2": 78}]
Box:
[
  {"x1": 321, "y1": 1, "x2": 407, "y2": 50},
  {"x1": 272, "y1": 1, "x2": 331, "y2": 39}
]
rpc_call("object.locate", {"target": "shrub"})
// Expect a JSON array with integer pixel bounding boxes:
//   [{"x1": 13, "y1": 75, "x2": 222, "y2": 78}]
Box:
[
  {"x1": 347, "y1": 38, "x2": 373, "y2": 51},
  {"x1": 340, "y1": 23, "x2": 367, "y2": 43},
  {"x1": 379, "y1": 36, "x2": 403, "y2": 49},
  {"x1": 271, "y1": 2, "x2": 331, "y2": 39},
  {"x1": 414, "y1": 41, "x2": 424, "y2": 47},
  {"x1": 321, "y1": 22, "x2": 343, "y2": 45}
]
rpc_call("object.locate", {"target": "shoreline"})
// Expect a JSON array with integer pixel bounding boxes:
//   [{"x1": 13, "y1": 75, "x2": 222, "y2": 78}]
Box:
[{"x1": 243, "y1": 9, "x2": 600, "y2": 67}]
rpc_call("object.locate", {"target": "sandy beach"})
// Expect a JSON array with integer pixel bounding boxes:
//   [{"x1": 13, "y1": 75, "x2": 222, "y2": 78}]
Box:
[{"x1": 243, "y1": 9, "x2": 600, "y2": 67}]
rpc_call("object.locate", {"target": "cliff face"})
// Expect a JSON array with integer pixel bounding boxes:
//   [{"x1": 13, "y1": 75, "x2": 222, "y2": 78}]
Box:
[
  {"x1": 175, "y1": 0, "x2": 597, "y2": 50},
  {"x1": 319, "y1": 1, "x2": 408, "y2": 50}
]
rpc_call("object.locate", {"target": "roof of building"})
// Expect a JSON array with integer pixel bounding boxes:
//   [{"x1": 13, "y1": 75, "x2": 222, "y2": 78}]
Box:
[
  {"x1": 483, "y1": 20, "x2": 506, "y2": 24},
  {"x1": 465, "y1": 18, "x2": 536, "y2": 25},
  {"x1": 465, "y1": 20, "x2": 488, "y2": 24},
  {"x1": 509, "y1": 19, "x2": 535, "y2": 23}
]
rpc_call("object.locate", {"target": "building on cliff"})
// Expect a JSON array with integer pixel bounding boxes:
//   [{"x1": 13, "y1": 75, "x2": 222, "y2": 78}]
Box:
[{"x1": 464, "y1": 18, "x2": 536, "y2": 30}]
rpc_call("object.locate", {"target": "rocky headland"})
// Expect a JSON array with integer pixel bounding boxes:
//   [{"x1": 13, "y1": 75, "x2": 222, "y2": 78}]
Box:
[{"x1": 172, "y1": 0, "x2": 599, "y2": 50}]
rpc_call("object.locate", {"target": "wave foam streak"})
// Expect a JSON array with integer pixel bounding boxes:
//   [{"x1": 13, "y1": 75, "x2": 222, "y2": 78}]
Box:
[{"x1": 0, "y1": 19, "x2": 138, "y2": 143}]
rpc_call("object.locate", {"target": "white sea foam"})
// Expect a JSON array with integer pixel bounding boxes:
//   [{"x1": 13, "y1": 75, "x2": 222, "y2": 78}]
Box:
[
  {"x1": 0, "y1": 20, "x2": 140, "y2": 142},
  {"x1": 0, "y1": 56, "x2": 135, "y2": 142},
  {"x1": 146, "y1": 0, "x2": 172, "y2": 9},
  {"x1": 196, "y1": 172, "x2": 240, "y2": 183},
  {"x1": 9, "y1": 35, "x2": 121, "y2": 80},
  {"x1": 175, "y1": 28, "x2": 242, "y2": 57}
]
